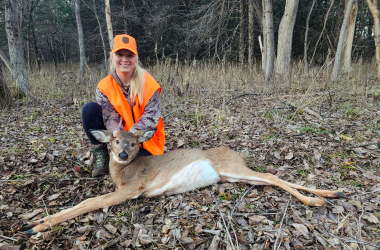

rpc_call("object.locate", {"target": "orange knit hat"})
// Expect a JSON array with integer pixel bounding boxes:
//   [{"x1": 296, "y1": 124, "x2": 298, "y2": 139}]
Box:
[{"x1": 112, "y1": 34, "x2": 137, "y2": 54}]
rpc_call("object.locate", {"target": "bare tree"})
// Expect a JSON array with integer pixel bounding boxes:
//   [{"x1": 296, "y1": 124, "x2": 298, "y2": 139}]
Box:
[
  {"x1": 367, "y1": 0, "x2": 380, "y2": 82},
  {"x1": 304, "y1": 0, "x2": 316, "y2": 74},
  {"x1": 0, "y1": 48, "x2": 12, "y2": 73},
  {"x1": 331, "y1": 0, "x2": 355, "y2": 82},
  {"x1": 122, "y1": 0, "x2": 128, "y2": 34},
  {"x1": 239, "y1": 0, "x2": 244, "y2": 64},
  {"x1": 214, "y1": 0, "x2": 226, "y2": 60},
  {"x1": 276, "y1": 0, "x2": 299, "y2": 80},
  {"x1": 264, "y1": 0, "x2": 274, "y2": 82},
  {"x1": 0, "y1": 66, "x2": 12, "y2": 109},
  {"x1": 75, "y1": 0, "x2": 86, "y2": 82},
  {"x1": 4, "y1": 0, "x2": 29, "y2": 97},
  {"x1": 343, "y1": 0, "x2": 358, "y2": 72},
  {"x1": 248, "y1": 0, "x2": 255, "y2": 66},
  {"x1": 105, "y1": 0, "x2": 114, "y2": 50}
]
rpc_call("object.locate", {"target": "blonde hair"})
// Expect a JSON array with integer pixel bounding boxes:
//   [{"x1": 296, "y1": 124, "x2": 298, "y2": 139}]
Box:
[{"x1": 109, "y1": 53, "x2": 145, "y2": 104}]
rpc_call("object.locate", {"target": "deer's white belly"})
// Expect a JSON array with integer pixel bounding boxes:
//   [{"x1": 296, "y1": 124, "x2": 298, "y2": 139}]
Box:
[{"x1": 145, "y1": 160, "x2": 220, "y2": 197}]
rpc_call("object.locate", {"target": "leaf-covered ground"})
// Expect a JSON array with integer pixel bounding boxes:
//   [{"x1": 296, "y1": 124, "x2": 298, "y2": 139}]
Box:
[{"x1": 1, "y1": 94, "x2": 380, "y2": 250}]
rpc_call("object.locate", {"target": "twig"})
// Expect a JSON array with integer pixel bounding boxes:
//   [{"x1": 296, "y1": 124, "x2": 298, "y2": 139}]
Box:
[
  {"x1": 273, "y1": 200, "x2": 290, "y2": 250},
  {"x1": 342, "y1": 238, "x2": 380, "y2": 248},
  {"x1": 87, "y1": 206, "x2": 115, "y2": 249},
  {"x1": 231, "y1": 212, "x2": 277, "y2": 217},
  {"x1": 41, "y1": 198, "x2": 52, "y2": 229},
  {"x1": 220, "y1": 93, "x2": 259, "y2": 107},
  {"x1": 219, "y1": 212, "x2": 236, "y2": 250},
  {"x1": 231, "y1": 186, "x2": 255, "y2": 217},
  {"x1": 92, "y1": 230, "x2": 129, "y2": 250},
  {"x1": 0, "y1": 177, "x2": 98, "y2": 183},
  {"x1": 351, "y1": 189, "x2": 380, "y2": 197},
  {"x1": 0, "y1": 234, "x2": 18, "y2": 242}
]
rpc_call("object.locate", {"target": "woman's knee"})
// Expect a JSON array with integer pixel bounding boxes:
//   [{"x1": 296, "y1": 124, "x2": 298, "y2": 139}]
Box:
[{"x1": 82, "y1": 102, "x2": 101, "y2": 118}]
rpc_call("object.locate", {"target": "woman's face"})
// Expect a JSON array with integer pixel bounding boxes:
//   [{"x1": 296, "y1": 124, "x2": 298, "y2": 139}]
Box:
[{"x1": 113, "y1": 49, "x2": 137, "y2": 75}]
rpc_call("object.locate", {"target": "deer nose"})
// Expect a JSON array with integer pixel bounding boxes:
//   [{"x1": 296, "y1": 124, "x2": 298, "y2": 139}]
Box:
[{"x1": 119, "y1": 151, "x2": 128, "y2": 160}]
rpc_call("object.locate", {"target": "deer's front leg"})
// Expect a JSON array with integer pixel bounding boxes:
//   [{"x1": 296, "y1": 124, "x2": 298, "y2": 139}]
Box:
[{"x1": 25, "y1": 188, "x2": 137, "y2": 233}]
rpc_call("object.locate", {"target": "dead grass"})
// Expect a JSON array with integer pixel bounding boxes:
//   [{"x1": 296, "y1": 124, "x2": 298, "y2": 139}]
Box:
[{"x1": 3, "y1": 60, "x2": 378, "y2": 107}]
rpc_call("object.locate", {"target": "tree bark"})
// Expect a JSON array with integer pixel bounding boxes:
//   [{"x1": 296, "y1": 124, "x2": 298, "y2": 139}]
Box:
[
  {"x1": 4, "y1": 0, "x2": 29, "y2": 97},
  {"x1": 310, "y1": 0, "x2": 334, "y2": 66},
  {"x1": 366, "y1": 0, "x2": 380, "y2": 82},
  {"x1": 93, "y1": 0, "x2": 108, "y2": 70},
  {"x1": 276, "y1": 0, "x2": 299, "y2": 80},
  {"x1": 122, "y1": 0, "x2": 128, "y2": 34},
  {"x1": 214, "y1": 0, "x2": 226, "y2": 60},
  {"x1": 343, "y1": 0, "x2": 358, "y2": 73},
  {"x1": 239, "y1": 0, "x2": 244, "y2": 64},
  {"x1": 264, "y1": 0, "x2": 274, "y2": 82},
  {"x1": 261, "y1": 0, "x2": 266, "y2": 72},
  {"x1": 304, "y1": 0, "x2": 316, "y2": 74},
  {"x1": 0, "y1": 66, "x2": 12, "y2": 109},
  {"x1": 75, "y1": 0, "x2": 86, "y2": 81},
  {"x1": 331, "y1": 0, "x2": 355, "y2": 82},
  {"x1": 105, "y1": 0, "x2": 114, "y2": 50},
  {"x1": 248, "y1": 0, "x2": 255, "y2": 66},
  {"x1": 0, "y1": 48, "x2": 13, "y2": 73}
]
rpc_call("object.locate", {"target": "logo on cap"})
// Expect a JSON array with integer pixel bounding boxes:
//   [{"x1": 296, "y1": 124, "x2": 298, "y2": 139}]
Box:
[{"x1": 122, "y1": 37, "x2": 129, "y2": 44}]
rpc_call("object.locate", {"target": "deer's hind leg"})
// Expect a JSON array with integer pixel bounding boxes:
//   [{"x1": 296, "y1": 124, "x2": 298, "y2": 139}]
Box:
[{"x1": 207, "y1": 147, "x2": 338, "y2": 206}]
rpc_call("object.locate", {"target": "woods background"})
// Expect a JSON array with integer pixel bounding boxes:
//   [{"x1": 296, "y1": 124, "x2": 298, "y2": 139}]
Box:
[{"x1": 0, "y1": 0, "x2": 379, "y2": 103}]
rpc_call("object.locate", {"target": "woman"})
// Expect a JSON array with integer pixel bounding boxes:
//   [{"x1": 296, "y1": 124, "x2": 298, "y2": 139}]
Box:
[{"x1": 82, "y1": 34, "x2": 165, "y2": 177}]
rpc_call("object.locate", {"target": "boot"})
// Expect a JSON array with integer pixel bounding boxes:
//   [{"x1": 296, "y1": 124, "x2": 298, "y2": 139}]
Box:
[{"x1": 91, "y1": 143, "x2": 109, "y2": 177}]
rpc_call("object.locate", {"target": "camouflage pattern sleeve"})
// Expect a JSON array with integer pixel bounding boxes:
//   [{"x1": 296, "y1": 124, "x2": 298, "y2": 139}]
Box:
[
  {"x1": 96, "y1": 87, "x2": 124, "y2": 131},
  {"x1": 129, "y1": 89, "x2": 161, "y2": 133}
]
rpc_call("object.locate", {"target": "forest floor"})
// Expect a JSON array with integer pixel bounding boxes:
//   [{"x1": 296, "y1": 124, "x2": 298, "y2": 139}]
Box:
[{"x1": 1, "y1": 65, "x2": 380, "y2": 249}]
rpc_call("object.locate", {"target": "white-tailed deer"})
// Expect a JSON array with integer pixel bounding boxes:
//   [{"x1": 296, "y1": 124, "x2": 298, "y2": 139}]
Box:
[{"x1": 25, "y1": 129, "x2": 344, "y2": 233}]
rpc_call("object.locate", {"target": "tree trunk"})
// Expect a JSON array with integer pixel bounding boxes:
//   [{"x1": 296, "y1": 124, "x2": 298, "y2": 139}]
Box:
[
  {"x1": 331, "y1": 0, "x2": 355, "y2": 82},
  {"x1": 248, "y1": 0, "x2": 255, "y2": 66},
  {"x1": 239, "y1": 0, "x2": 244, "y2": 64},
  {"x1": 261, "y1": 0, "x2": 266, "y2": 72},
  {"x1": 304, "y1": 0, "x2": 316, "y2": 74},
  {"x1": 214, "y1": 0, "x2": 226, "y2": 60},
  {"x1": 105, "y1": 0, "x2": 114, "y2": 50},
  {"x1": 4, "y1": 0, "x2": 29, "y2": 97},
  {"x1": 93, "y1": 0, "x2": 108, "y2": 70},
  {"x1": 122, "y1": 0, "x2": 128, "y2": 34},
  {"x1": 264, "y1": 0, "x2": 274, "y2": 82},
  {"x1": 0, "y1": 48, "x2": 13, "y2": 73},
  {"x1": 343, "y1": 0, "x2": 358, "y2": 72},
  {"x1": 367, "y1": 0, "x2": 380, "y2": 82},
  {"x1": 0, "y1": 66, "x2": 12, "y2": 109},
  {"x1": 75, "y1": 0, "x2": 86, "y2": 81},
  {"x1": 276, "y1": 0, "x2": 299, "y2": 80}
]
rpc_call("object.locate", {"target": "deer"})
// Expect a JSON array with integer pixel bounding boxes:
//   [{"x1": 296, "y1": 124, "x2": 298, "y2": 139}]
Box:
[{"x1": 24, "y1": 129, "x2": 345, "y2": 233}]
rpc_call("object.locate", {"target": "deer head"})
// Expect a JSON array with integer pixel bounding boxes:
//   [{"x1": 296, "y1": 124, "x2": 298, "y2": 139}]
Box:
[{"x1": 90, "y1": 129, "x2": 156, "y2": 164}]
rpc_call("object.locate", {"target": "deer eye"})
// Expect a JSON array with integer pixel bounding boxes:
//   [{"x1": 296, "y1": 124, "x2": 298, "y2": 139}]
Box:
[
  {"x1": 131, "y1": 143, "x2": 135, "y2": 147},
  {"x1": 116, "y1": 140, "x2": 119, "y2": 144}
]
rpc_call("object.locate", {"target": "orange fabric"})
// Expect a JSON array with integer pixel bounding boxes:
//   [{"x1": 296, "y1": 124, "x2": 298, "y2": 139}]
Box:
[
  {"x1": 98, "y1": 72, "x2": 165, "y2": 155},
  {"x1": 112, "y1": 34, "x2": 137, "y2": 54}
]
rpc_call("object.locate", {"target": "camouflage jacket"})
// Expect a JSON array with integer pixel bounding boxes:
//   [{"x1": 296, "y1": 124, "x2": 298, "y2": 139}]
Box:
[{"x1": 96, "y1": 70, "x2": 161, "y2": 133}]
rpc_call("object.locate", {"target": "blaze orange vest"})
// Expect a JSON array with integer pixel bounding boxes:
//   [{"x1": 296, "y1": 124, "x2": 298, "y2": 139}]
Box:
[{"x1": 98, "y1": 72, "x2": 165, "y2": 155}]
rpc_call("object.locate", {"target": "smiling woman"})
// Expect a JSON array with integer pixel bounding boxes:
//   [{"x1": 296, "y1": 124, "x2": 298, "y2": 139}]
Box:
[{"x1": 81, "y1": 34, "x2": 165, "y2": 177}]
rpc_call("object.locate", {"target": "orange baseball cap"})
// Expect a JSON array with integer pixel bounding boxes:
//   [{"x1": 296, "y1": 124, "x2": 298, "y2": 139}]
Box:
[{"x1": 112, "y1": 34, "x2": 137, "y2": 54}]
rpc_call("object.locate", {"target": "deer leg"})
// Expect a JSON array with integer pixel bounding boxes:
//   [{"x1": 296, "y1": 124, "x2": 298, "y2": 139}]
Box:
[
  {"x1": 219, "y1": 171, "x2": 326, "y2": 206},
  {"x1": 25, "y1": 188, "x2": 138, "y2": 233},
  {"x1": 283, "y1": 181, "x2": 345, "y2": 198}
]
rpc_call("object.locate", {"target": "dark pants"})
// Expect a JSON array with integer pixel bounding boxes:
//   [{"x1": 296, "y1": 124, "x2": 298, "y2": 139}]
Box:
[{"x1": 81, "y1": 102, "x2": 152, "y2": 157}]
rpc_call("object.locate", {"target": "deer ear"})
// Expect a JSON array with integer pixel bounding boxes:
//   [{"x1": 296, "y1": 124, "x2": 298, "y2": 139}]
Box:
[
  {"x1": 136, "y1": 129, "x2": 156, "y2": 143},
  {"x1": 90, "y1": 130, "x2": 113, "y2": 143}
]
